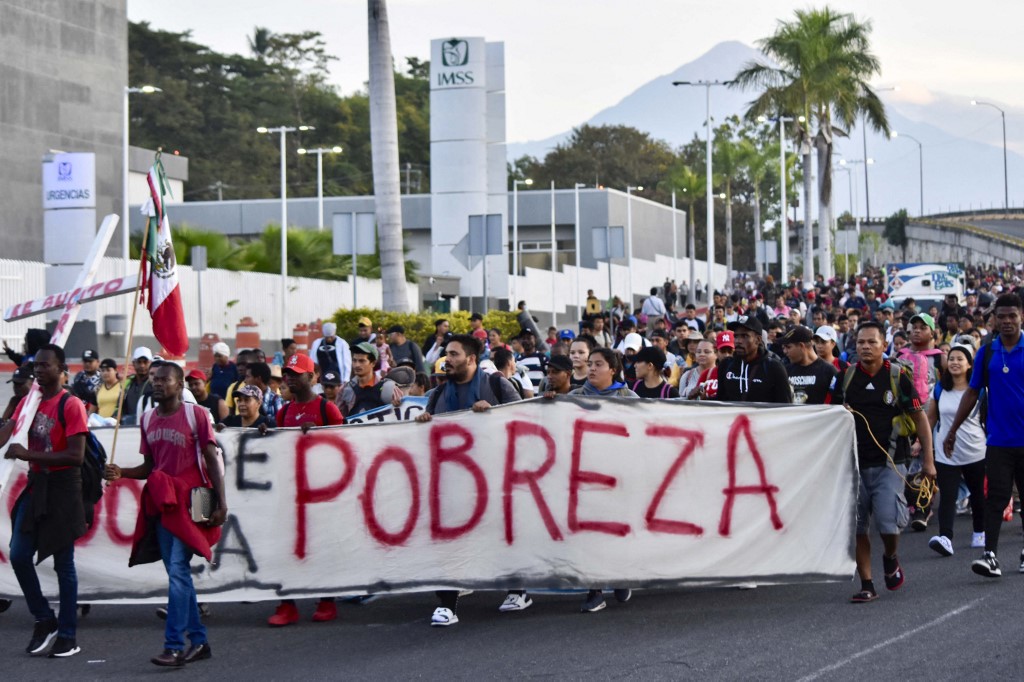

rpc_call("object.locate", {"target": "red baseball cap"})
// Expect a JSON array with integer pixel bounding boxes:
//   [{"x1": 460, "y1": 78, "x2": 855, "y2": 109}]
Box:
[
  {"x1": 716, "y1": 331, "x2": 735, "y2": 349},
  {"x1": 186, "y1": 369, "x2": 207, "y2": 382},
  {"x1": 285, "y1": 353, "x2": 315, "y2": 374}
]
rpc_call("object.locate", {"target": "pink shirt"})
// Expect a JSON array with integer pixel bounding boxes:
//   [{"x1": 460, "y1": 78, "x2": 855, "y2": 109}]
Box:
[{"x1": 140, "y1": 404, "x2": 215, "y2": 479}]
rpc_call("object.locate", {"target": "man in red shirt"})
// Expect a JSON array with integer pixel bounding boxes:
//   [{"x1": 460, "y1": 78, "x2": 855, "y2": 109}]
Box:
[
  {"x1": 0, "y1": 343, "x2": 88, "y2": 658},
  {"x1": 268, "y1": 352, "x2": 343, "y2": 626},
  {"x1": 104, "y1": 361, "x2": 227, "y2": 667}
]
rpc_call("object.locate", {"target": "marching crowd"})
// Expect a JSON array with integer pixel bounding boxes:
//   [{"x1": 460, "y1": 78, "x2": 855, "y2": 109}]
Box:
[{"x1": 2, "y1": 262, "x2": 1024, "y2": 665}]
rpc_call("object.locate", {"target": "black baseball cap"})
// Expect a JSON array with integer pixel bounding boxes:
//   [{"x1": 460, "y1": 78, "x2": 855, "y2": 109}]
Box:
[
  {"x1": 100, "y1": 358, "x2": 118, "y2": 370},
  {"x1": 320, "y1": 371, "x2": 341, "y2": 386},
  {"x1": 82, "y1": 349, "x2": 98, "y2": 361},
  {"x1": 727, "y1": 315, "x2": 764, "y2": 336},
  {"x1": 780, "y1": 325, "x2": 814, "y2": 345},
  {"x1": 546, "y1": 355, "x2": 573, "y2": 373},
  {"x1": 8, "y1": 365, "x2": 33, "y2": 384}
]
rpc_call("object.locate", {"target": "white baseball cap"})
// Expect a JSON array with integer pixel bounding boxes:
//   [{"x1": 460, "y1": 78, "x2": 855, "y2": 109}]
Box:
[
  {"x1": 623, "y1": 333, "x2": 644, "y2": 353},
  {"x1": 813, "y1": 326, "x2": 838, "y2": 344},
  {"x1": 132, "y1": 346, "x2": 153, "y2": 361},
  {"x1": 322, "y1": 322, "x2": 337, "y2": 337},
  {"x1": 212, "y1": 342, "x2": 230, "y2": 357}
]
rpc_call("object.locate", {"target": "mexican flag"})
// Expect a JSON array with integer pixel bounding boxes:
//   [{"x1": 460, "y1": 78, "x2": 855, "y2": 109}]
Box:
[{"x1": 140, "y1": 159, "x2": 189, "y2": 357}]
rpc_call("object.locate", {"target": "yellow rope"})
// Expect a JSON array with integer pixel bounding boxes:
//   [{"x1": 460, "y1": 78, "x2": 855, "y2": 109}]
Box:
[{"x1": 847, "y1": 407, "x2": 937, "y2": 509}]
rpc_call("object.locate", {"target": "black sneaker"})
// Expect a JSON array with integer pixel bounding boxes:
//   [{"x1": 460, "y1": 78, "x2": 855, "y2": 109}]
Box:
[
  {"x1": 910, "y1": 508, "x2": 930, "y2": 532},
  {"x1": 49, "y1": 636, "x2": 80, "y2": 658},
  {"x1": 581, "y1": 590, "x2": 606, "y2": 613},
  {"x1": 26, "y1": 618, "x2": 58, "y2": 655},
  {"x1": 972, "y1": 551, "x2": 1002, "y2": 578},
  {"x1": 613, "y1": 588, "x2": 632, "y2": 603}
]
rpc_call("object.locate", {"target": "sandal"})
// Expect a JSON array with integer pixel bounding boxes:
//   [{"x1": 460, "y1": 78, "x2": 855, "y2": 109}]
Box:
[
  {"x1": 883, "y1": 557, "x2": 905, "y2": 591},
  {"x1": 849, "y1": 589, "x2": 878, "y2": 603}
]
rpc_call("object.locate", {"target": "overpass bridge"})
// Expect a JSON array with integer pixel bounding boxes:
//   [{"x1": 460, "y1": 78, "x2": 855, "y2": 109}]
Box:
[{"x1": 860, "y1": 209, "x2": 1024, "y2": 267}]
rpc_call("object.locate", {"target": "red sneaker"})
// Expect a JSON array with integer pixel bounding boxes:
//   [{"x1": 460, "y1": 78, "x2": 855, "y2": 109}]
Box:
[
  {"x1": 312, "y1": 599, "x2": 337, "y2": 622},
  {"x1": 267, "y1": 601, "x2": 299, "y2": 627}
]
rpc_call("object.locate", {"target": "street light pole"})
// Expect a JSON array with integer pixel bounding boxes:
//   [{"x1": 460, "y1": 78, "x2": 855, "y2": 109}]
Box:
[
  {"x1": 626, "y1": 185, "x2": 642, "y2": 309},
  {"x1": 892, "y1": 132, "x2": 924, "y2": 216},
  {"x1": 297, "y1": 146, "x2": 343, "y2": 230},
  {"x1": 257, "y1": 124, "x2": 314, "y2": 338},
  {"x1": 972, "y1": 100, "x2": 1009, "y2": 210},
  {"x1": 123, "y1": 85, "x2": 161, "y2": 277},
  {"x1": 759, "y1": 114, "x2": 798, "y2": 283},
  {"x1": 863, "y1": 85, "x2": 899, "y2": 222},
  {"x1": 574, "y1": 182, "x2": 586, "y2": 322},
  {"x1": 673, "y1": 79, "x2": 733, "y2": 300},
  {"x1": 551, "y1": 181, "x2": 557, "y2": 327},
  {"x1": 512, "y1": 178, "x2": 532, "y2": 307}
]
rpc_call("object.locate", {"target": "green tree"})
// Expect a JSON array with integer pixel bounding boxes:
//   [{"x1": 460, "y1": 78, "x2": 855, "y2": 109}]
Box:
[
  {"x1": 660, "y1": 163, "x2": 705, "y2": 300},
  {"x1": 733, "y1": 6, "x2": 889, "y2": 283},
  {"x1": 511, "y1": 124, "x2": 675, "y2": 196},
  {"x1": 713, "y1": 119, "x2": 743, "y2": 276},
  {"x1": 883, "y1": 209, "x2": 909, "y2": 261},
  {"x1": 737, "y1": 137, "x2": 778, "y2": 276}
]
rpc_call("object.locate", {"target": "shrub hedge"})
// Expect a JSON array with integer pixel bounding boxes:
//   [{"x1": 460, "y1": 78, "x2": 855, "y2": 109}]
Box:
[{"x1": 330, "y1": 308, "x2": 522, "y2": 344}]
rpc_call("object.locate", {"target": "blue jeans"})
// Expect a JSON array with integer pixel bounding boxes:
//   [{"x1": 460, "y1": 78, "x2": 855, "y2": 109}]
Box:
[
  {"x1": 9, "y1": 496, "x2": 78, "y2": 638},
  {"x1": 156, "y1": 523, "x2": 207, "y2": 651}
]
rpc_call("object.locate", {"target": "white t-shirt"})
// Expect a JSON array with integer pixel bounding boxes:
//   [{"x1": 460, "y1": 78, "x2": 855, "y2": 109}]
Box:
[{"x1": 933, "y1": 385, "x2": 986, "y2": 466}]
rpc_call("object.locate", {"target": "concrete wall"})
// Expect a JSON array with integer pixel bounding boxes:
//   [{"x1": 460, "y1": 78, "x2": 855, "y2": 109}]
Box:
[
  {"x1": 0, "y1": 0, "x2": 127, "y2": 260},
  {"x1": 863, "y1": 222, "x2": 1024, "y2": 268}
]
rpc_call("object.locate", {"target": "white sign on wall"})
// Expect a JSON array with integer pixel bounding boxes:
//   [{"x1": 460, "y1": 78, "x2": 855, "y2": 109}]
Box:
[{"x1": 42, "y1": 152, "x2": 96, "y2": 209}]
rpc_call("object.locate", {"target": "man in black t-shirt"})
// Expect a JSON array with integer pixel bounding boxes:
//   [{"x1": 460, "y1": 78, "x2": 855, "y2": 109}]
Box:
[
  {"x1": 831, "y1": 322, "x2": 935, "y2": 604},
  {"x1": 780, "y1": 326, "x2": 836, "y2": 405}
]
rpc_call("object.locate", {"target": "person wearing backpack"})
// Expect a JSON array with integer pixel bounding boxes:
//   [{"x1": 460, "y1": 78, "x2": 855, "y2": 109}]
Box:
[
  {"x1": 945, "y1": 293, "x2": 1024, "y2": 578},
  {"x1": 415, "y1": 334, "x2": 521, "y2": 626},
  {"x1": 897, "y1": 312, "x2": 946, "y2": 532},
  {"x1": 0, "y1": 343, "x2": 88, "y2": 658},
  {"x1": 926, "y1": 343, "x2": 986, "y2": 558},
  {"x1": 266, "y1": 351, "x2": 344, "y2": 627},
  {"x1": 831, "y1": 322, "x2": 935, "y2": 604},
  {"x1": 337, "y1": 343, "x2": 402, "y2": 419}
]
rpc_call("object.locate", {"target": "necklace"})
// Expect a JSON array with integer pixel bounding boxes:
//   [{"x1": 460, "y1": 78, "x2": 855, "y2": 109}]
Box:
[{"x1": 1001, "y1": 333, "x2": 1022, "y2": 374}]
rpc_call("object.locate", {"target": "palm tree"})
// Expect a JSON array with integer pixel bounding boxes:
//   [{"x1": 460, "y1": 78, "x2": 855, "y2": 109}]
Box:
[
  {"x1": 733, "y1": 6, "x2": 889, "y2": 284},
  {"x1": 662, "y1": 163, "x2": 706, "y2": 304},
  {"x1": 737, "y1": 138, "x2": 778, "y2": 277},
  {"x1": 367, "y1": 0, "x2": 410, "y2": 311},
  {"x1": 713, "y1": 125, "x2": 742, "y2": 277},
  {"x1": 248, "y1": 27, "x2": 272, "y2": 59}
]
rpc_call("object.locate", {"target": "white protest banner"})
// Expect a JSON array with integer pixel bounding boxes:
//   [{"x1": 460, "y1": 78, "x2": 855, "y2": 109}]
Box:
[
  {"x1": 345, "y1": 396, "x2": 428, "y2": 425},
  {"x1": 0, "y1": 398, "x2": 857, "y2": 603}
]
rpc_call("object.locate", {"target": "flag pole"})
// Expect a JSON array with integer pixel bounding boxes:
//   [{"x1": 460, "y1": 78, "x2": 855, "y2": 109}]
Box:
[{"x1": 108, "y1": 153, "x2": 159, "y2": 468}]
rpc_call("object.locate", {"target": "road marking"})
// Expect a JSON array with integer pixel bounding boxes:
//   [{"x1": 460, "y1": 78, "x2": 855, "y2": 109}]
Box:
[{"x1": 795, "y1": 598, "x2": 983, "y2": 682}]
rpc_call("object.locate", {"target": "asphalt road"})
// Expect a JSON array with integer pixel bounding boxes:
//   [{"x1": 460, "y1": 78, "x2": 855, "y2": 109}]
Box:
[
  {"x1": 1, "y1": 515, "x2": 1022, "y2": 680},
  {"x1": 968, "y1": 219, "x2": 1024, "y2": 241}
]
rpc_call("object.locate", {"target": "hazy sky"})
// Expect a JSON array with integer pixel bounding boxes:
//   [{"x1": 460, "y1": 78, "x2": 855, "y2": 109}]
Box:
[{"x1": 127, "y1": 0, "x2": 1023, "y2": 142}]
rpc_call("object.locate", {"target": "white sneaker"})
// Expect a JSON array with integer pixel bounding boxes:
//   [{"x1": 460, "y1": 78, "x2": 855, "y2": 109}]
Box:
[
  {"x1": 928, "y1": 535, "x2": 954, "y2": 557},
  {"x1": 1019, "y1": 548, "x2": 1024, "y2": 574},
  {"x1": 430, "y1": 607, "x2": 458, "y2": 627},
  {"x1": 498, "y1": 592, "x2": 533, "y2": 612},
  {"x1": 972, "y1": 532, "x2": 985, "y2": 549}
]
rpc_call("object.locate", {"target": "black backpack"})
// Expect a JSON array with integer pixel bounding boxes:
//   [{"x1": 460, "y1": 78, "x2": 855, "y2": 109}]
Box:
[{"x1": 56, "y1": 391, "x2": 106, "y2": 528}]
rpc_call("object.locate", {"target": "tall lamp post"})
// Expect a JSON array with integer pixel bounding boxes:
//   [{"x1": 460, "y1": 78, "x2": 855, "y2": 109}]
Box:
[
  {"x1": 758, "y1": 114, "x2": 801, "y2": 283},
  {"x1": 297, "y1": 146, "x2": 343, "y2": 231},
  {"x1": 863, "y1": 85, "x2": 899, "y2": 222},
  {"x1": 257, "y1": 124, "x2": 314, "y2": 338},
  {"x1": 625, "y1": 185, "x2": 643, "y2": 309},
  {"x1": 839, "y1": 158, "x2": 870, "y2": 270},
  {"x1": 892, "y1": 132, "x2": 924, "y2": 216},
  {"x1": 123, "y1": 85, "x2": 161, "y2": 276},
  {"x1": 574, "y1": 182, "x2": 586, "y2": 322},
  {"x1": 673, "y1": 79, "x2": 733, "y2": 300},
  {"x1": 972, "y1": 100, "x2": 1009, "y2": 210},
  {"x1": 511, "y1": 178, "x2": 533, "y2": 306}
]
